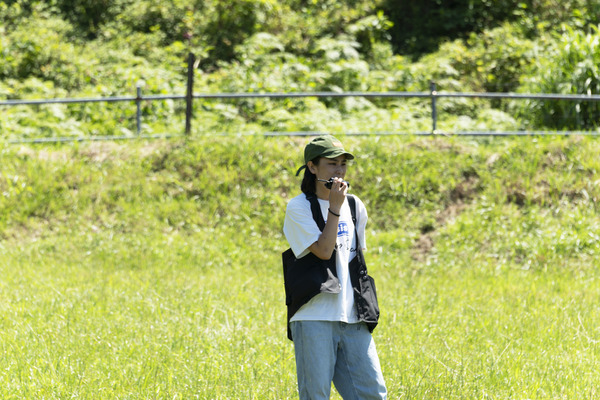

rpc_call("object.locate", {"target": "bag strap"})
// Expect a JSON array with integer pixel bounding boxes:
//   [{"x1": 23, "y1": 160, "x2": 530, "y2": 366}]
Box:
[
  {"x1": 347, "y1": 194, "x2": 357, "y2": 226},
  {"x1": 347, "y1": 194, "x2": 367, "y2": 272},
  {"x1": 306, "y1": 192, "x2": 357, "y2": 233},
  {"x1": 305, "y1": 193, "x2": 326, "y2": 231},
  {"x1": 347, "y1": 194, "x2": 361, "y2": 247}
]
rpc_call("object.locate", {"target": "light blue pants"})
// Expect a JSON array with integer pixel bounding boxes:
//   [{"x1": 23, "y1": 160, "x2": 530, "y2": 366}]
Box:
[{"x1": 290, "y1": 321, "x2": 387, "y2": 400}]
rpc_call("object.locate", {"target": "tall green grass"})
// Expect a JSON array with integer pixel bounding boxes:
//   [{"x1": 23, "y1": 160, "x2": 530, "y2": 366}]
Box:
[{"x1": 1, "y1": 135, "x2": 599, "y2": 398}]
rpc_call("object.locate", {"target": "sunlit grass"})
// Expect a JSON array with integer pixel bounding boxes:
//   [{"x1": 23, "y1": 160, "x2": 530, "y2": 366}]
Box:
[{"x1": 1, "y1": 135, "x2": 599, "y2": 398}]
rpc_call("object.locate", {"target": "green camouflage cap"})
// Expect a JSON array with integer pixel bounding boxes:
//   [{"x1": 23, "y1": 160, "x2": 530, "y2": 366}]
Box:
[{"x1": 296, "y1": 135, "x2": 355, "y2": 175}]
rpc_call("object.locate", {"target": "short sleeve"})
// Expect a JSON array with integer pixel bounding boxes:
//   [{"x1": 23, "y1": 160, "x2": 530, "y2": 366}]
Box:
[{"x1": 283, "y1": 195, "x2": 322, "y2": 258}]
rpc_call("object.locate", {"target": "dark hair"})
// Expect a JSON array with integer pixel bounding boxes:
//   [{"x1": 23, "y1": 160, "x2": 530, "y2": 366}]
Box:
[{"x1": 300, "y1": 157, "x2": 321, "y2": 194}]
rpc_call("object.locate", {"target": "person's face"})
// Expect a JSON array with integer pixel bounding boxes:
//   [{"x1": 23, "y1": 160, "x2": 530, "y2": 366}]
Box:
[{"x1": 308, "y1": 155, "x2": 348, "y2": 181}]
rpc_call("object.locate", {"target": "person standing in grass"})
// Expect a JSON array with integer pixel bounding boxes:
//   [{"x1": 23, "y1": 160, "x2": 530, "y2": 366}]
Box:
[{"x1": 283, "y1": 135, "x2": 387, "y2": 400}]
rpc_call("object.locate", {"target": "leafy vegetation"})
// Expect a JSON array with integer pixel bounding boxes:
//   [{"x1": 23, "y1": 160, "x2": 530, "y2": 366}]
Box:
[
  {"x1": 519, "y1": 24, "x2": 600, "y2": 129},
  {"x1": 1, "y1": 0, "x2": 600, "y2": 140},
  {"x1": 2, "y1": 1, "x2": 600, "y2": 398},
  {"x1": 1, "y1": 135, "x2": 600, "y2": 398}
]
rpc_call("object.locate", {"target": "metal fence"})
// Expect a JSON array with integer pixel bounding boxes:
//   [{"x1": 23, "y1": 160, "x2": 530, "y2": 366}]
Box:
[{"x1": 2, "y1": 54, "x2": 600, "y2": 143}]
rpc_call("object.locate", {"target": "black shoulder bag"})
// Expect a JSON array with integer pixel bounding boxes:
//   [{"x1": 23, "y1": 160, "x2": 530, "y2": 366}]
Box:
[{"x1": 347, "y1": 195, "x2": 380, "y2": 333}]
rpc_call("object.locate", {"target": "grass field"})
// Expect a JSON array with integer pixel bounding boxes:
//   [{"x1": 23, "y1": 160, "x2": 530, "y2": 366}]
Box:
[{"x1": 1, "y1": 135, "x2": 599, "y2": 398}]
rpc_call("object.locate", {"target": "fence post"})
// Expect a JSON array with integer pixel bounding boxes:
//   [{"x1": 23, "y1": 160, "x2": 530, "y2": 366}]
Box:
[
  {"x1": 185, "y1": 53, "x2": 196, "y2": 136},
  {"x1": 136, "y1": 84, "x2": 142, "y2": 135},
  {"x1": 430, "y1": 81, "x2": 437, "y2": 134}
]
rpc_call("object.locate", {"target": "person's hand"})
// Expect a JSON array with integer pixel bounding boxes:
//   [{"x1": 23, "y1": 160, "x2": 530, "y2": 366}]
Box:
[{"x1": 328, "y1": 177, "x2": 348, "y2": 214}]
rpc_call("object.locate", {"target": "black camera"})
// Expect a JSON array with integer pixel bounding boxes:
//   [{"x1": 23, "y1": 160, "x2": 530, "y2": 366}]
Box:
[{"x1": 318, "y1": 178, "x2": 350, "y2": 189}]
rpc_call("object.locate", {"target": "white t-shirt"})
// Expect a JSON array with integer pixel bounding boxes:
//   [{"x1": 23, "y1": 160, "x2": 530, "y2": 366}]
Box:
[{"x1": 283, "y1": 193, "x2": 368, "y2": 324}]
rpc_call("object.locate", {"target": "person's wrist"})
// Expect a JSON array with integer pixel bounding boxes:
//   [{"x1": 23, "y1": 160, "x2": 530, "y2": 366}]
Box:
[{"x1": 328, "y1": 208, "x2": 340, "y2": 217}]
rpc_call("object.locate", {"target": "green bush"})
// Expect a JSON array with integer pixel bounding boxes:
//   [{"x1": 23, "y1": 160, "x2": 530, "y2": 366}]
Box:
[
  {"x1": 0, "y1": 15, "x2": 87, "y2": 91},
  {"x1": 519, "y1": 24, "x2": 600, "y2": 129},
  {"x1": 462, "y1": 23, "x2": 535, "y2": 93}
]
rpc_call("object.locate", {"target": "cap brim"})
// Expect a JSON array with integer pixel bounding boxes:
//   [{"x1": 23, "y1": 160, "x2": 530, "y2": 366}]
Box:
[{"x1": 322, "y1": 149, "x2": 354, "y2": 160}]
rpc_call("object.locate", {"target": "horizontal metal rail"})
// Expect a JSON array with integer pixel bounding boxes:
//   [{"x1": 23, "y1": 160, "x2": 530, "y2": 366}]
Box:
[
  {"x1": 3, "y1": 90, "x2": 598, "y2": 106},
  {"x1": 6, "y1": 134, "x2": 181, "y2": 144},
  {"x1": 261, "y1": 130, "x2": 600, "y2": 137},
  {"x1": 192, "y1": 91, "x2": 432, "y2": 99},
  {"x1": 192, "y1": 91, "x2": 600, "y2": 101},
  {"x1": 435, "y1": 92, "x2": 600, "y2": 101},
  {"x1": 0, "y1": 94, "x2": 185, "y2": 106},
  {"x1": 2, "y1": 84, "x2": 600, "y2": 143}
]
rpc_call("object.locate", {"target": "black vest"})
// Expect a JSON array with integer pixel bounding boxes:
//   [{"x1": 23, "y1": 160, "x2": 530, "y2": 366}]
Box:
[{"x1": 282, "y1": 193, "x2": 380, "y2": 340}]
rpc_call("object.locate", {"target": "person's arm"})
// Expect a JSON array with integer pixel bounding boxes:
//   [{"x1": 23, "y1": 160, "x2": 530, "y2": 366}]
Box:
[
  {"x1": 307, "y1": 211, "x2": 340, "y2": 260},
  {"x1": 308, "y1": 178, "x2": 347, "y2": 260}
]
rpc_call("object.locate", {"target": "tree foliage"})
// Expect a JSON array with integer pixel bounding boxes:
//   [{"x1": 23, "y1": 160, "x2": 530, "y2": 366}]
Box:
[
  {"x1": 1, "y1": 0, "x2": 600, "y2": 137},
  {"x1": 520, "y1": 24, "x2": 600, "y2": 129},
  {"x1": 380, "y1": 0, "x2": 524, "y2": 57},
  {"x1": 380, "y1": 0, "x2": 600, "y2": 58}
]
